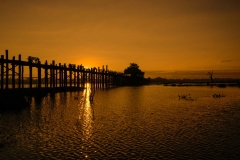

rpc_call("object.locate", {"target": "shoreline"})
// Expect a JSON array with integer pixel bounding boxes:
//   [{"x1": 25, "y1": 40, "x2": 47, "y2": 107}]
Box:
[{"x1": 153, "y1": 83, "x2": 240, "y2": 88}]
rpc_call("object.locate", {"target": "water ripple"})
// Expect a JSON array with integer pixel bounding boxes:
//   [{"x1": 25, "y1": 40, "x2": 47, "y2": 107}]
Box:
[{"x1": 1, "y1": 85, "x2": 240, "y2": 159}]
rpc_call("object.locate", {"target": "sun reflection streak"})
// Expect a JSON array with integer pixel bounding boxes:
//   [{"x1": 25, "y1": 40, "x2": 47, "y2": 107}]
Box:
[{"x1": 77, "y1": 83, "x2": 94, "y2": 140}]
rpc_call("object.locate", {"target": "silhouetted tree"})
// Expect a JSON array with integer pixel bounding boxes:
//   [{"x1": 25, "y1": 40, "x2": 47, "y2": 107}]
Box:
[
  {"x1": 124, "y1": 63, "x2": 145, "y2": 85},
  {"x1": 124, "y1": 63, "x2": 144, "y2": 78}
]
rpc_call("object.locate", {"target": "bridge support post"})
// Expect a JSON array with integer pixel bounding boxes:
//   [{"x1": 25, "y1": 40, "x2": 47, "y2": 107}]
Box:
[
  {"x1": 1, "y1": 55, "x2": 3, "y2": 89},
  {"x1": 73, "y1": 65, "x2": 76, "y2": 87},
  {"x1": 77, "y1": 65, "x2": 80, "y2": 88},
  {"x1": 52, "y1": 60, "x2": 55, "y2": 88},
  {"x1": 12, "y1": 56, "x2": 15, "y2": 89},
  {"x1": 18, "y1": 54, "x2": 21, "y2": 88},
  {"x1": 29, "y1": 66, "x2": 32, "y2": 89},
  {"x1": 64, "y1": 64, "x2": 67, "y2": 87},
  {"x1": 5, "y1": 50, "x2": 9, "y2": 89},
  {"x1": 38, "y1": 61, "x2": 41, "y2": 88},
  {"x1": 45, "y1": 61, "x2": 48, "y2": 88},
  {"x1": 59, "y1": 63, "x2": 62, "y2": 88},
  {"x1": 69, "y1": 66, "x2": 72, "y2": 87}
]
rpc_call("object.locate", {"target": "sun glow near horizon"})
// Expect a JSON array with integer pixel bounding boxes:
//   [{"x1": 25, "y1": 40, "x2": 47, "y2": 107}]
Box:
[{"x1": 0, "y1": 0, "x2": 240, "y2": 77}]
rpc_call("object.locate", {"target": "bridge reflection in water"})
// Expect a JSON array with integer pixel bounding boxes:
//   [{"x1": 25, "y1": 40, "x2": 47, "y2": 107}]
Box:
[{"x1": 77, "y1": 83, "x2": 94, "y2": 140}]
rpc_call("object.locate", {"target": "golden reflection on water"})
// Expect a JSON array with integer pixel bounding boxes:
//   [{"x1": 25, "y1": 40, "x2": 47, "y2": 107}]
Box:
[{"x1": 77, "y1": 83, "x2": 94, "y2": 140}]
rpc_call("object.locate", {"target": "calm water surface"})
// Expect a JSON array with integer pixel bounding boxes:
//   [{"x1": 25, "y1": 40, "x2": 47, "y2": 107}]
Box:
[{"x1": 1, "y1": 84, "x2": 240, "y2": 159}]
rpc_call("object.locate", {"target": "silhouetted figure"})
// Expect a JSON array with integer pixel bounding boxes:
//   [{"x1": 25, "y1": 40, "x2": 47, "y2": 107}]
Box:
[
  {"x1": 207, "y1": 70, "x2": 214, "y2": 83},
  {"x1": 89, "y1": 88, "x2": 95, "y2": 101},
  {"x1": 28, "y1": 56, "x2": 40, "y2": 64}
]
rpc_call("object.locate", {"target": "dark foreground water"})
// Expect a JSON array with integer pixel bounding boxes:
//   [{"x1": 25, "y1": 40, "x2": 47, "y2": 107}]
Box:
[{"x1": 1, "y1": 84, "x2": 240, "y2": 159}]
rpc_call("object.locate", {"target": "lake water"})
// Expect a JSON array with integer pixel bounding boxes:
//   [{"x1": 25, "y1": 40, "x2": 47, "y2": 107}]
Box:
[{"x1": 1, "y1": 84, "x2": 240, "y2": 159}]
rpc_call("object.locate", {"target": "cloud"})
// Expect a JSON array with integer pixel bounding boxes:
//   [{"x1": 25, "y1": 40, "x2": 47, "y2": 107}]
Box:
[{"x1": 219, "y1": 60, "x2": 234, "y2": 63}]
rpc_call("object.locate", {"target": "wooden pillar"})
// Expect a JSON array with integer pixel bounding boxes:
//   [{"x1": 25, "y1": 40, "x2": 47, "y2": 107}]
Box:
[
  {"x1": 92, "y1": 68, "x2": 96, "y2": 88},
  {"x1": 73, "y1": 65, "x2": 76, "y2": 87},
  {"x1": 94, "y1": 68, "x2": 96, "y2": 87},
  {"x1": 93, "y1": 68, "x2": 96, "y2": 88},
  {"x1": 59, "y1": 67, "x2": 61, "y2": 88},
  {"x1": 18, "y1": 54, "x2": 21, "y2": 88},
  {"x1": 96, "y1": 68, "x2": 98, "y2": 88},
  {"x1": 91, "y1": 68, "x2": 94, "y2": 85},
  {"x1": 29, "y1": 61, "x2": 32, "y2": 89},
  {"x1": 5, "y1": 50, "x2": 9, "y2": 89},
  {"x1": 90, "y1": 68, "x2": 92, "y2": 84},
  {"x1": 55, "y1": 64, "x2": 58, "y2": 87},
  {"x1": 77, "y1": 65, "x2": 80, "y2": 88},
  {"x1": 59, "y1": 63, "x2": 62, "y2": 87},
  {"x1": 61, "y1": 65, "x2": 63, "y2": 88},
  {"x1": 82, "y1": 67, "x2": 85, "y2": 88},
  {"x1": 22, "y1": 65, "x2": 24, "y2": 88},
  {"x1": 102, "y1": 65, "x2": 105, "y2": 88},
  {"x1": 49, "y1": 66, "x2": 51, "y2": 88},
  {"x1": 91, "y1": 68, "x2": 94, "y2": 89},
  {"x1": 61, "y1": 65, "x2": 63, "y2": 87},
  {"x1": 1, "y1": 55, "x2": 4, "y2": 89},
  {"x1": 85, "y1": 69, "x2": 87, "y2": 84},
  {"x1": 109, "y1": 72, "x2": 112, "y2": 87},
  {"x1": 80, "y1": 66, "x2": 84, "y2": 88},
  {"x1": 79, "y1": 66, "x2": 82, "y2": 88},
  {"x1": 45, "y1": 61, "x2": 48, "y2": 88},
  {"x1": 82, "y1": 68, "x2": 85, "y2": 87},
  {"x1": 97, "y1": 67, "x2": 100, "y2": 88},
  {"x1": 12, "y1": 56, "x2": 15, "y2": 89},
  {"x1": 105, "y1": 65, "x2": 108, "y2": 88},
  {"x1": 87, "y1": 69, "x2": 89, "y2": 84},
  {"x1": 64, "y1": 64, "x2": 67, "y2": 87},
  {"x1": 69, "y1": 65, "x2": 72, "y2": 87},
  {"x1": 55, "y1": 64, "x2": 57, "y2": 87},
  {"x1": 49, "y1": 63, "x2": 52, "y2": 88},
  {"x1": 52, "y1": 60, "x2": 55, "y2": 88},
  {"x1": 38, "y1": 61, "x2": 41, "y2": 88}
]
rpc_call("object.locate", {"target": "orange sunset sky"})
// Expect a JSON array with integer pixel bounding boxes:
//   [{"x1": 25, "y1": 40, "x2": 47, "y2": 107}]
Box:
[{"x1": 0, "y1": 0, "x2": 240, "y2": 78}]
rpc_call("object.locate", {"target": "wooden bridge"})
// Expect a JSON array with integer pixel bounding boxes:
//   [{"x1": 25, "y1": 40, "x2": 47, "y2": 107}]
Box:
[{"x1": 0, "y1": 50, "x2": 130, "y2": 96}]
